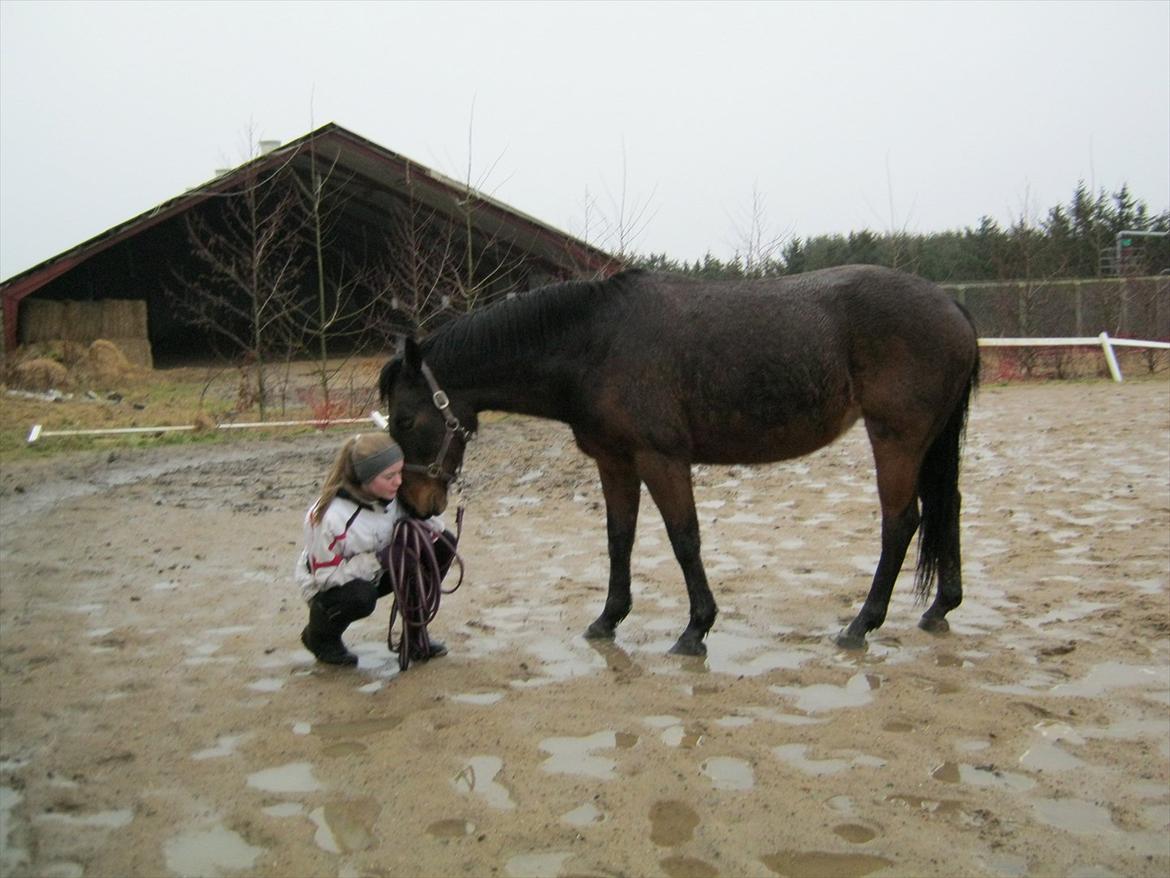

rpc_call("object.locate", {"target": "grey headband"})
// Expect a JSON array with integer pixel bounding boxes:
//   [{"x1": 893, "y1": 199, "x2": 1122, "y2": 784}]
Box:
[{"x1": 353, "y1": 443, "x2": 404, "y2": 484}]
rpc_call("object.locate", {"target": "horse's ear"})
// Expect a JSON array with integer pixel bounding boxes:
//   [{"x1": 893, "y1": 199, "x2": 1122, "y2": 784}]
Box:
[
  {"x1": 403, "y1": 336, "x2": 423, "y2": 372},
  {"x1": 378, "y1": 358, "x2": 402, "y2": 406}
]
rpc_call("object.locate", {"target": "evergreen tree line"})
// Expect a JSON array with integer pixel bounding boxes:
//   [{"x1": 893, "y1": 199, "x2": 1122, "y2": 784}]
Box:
[{"x1": 631, "y1": 183, "x2": 1170, "y2": 283}]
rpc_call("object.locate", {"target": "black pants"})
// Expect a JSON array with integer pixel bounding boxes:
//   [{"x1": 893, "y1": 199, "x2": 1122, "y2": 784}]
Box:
[{"x1": 313, "y1": 531, "x2": 457, "y2": 627}]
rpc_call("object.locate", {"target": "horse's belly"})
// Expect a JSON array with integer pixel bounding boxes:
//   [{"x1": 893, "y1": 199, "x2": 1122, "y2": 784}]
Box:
[{"x1": 689, "y1": 404, "x2": 862, "y2": 464}]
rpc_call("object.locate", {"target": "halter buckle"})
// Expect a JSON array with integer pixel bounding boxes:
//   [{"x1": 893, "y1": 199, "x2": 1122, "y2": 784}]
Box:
[{"x1": 432, "y1": 390, "x2": 450, "y2": 410}]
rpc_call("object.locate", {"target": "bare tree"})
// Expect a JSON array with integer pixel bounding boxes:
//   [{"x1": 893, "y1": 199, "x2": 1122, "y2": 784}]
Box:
[
  {"x1": 728, "y1": 183, "x2": 788, "y2": 277},
  {"x1": 594, "y1": 139, "x2": 657, "y2": 260},
  {"x1": 170, "y1": 142, "x2": 307, "y2": 419}
]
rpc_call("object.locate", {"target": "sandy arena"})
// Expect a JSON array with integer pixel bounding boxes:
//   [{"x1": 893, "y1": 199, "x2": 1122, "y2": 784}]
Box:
[{"x1": 1, "y1": 379, "x2": 1168, "y2": 878}]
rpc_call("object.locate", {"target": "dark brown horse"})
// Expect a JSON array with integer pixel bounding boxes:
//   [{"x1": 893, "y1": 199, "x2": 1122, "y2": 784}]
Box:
[{"x1": 379, "y1": 266, "x2": 979, "y2": 655}]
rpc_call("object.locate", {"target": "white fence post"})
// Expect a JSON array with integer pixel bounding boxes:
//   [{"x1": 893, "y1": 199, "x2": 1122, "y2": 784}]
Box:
[{"x1": 1098, "y1": 332, "x2": 1124, "y2": 383}]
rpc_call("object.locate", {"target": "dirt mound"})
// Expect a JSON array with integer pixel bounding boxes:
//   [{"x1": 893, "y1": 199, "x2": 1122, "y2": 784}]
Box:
[{"x1": 11, "y1": 357, "x2": 70, "y2": 391}]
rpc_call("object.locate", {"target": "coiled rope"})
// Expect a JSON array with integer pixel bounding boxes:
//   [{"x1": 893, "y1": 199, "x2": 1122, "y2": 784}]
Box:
[{"x1": 384, "y1": 507, "x2": 465, "y2": 671}]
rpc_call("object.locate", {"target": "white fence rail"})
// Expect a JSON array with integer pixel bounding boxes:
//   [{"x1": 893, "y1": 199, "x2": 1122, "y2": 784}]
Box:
[
  {"x1": 27, "y1": 413, "x2": 385, "y2": 445},
  {"x1": 22, "y1": 332, "x2": 1170, "y2": 447},
  {"x1": 978, "y1": 332, "x2": 1170, "y2": 383}
]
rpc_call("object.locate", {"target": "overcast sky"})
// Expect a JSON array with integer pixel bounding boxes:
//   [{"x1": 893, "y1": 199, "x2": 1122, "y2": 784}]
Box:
[{"x1": 1, "y1": 0, "x2": 1167, "y2": 279}]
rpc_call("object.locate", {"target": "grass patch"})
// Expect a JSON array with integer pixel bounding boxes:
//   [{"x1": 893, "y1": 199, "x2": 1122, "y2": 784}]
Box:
[{"x1": 1, "y1": 358, "x2": 388, "y2": 460}]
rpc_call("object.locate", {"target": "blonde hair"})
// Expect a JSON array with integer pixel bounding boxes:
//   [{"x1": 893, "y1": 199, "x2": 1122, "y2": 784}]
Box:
[{"x1": 310, "y1": 433, "x2": 397, "y2": 524}]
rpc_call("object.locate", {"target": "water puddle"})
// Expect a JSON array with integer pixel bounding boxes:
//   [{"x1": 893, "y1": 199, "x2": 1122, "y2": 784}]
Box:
[
  {"x1": 761, "y1": 851, "x2": 893, "y2": 877},
  {"x1": 650, "y1": 800, "x2": 701, "y2": 846},
  {"x1": 450, "y1": 692, "x2": 505, "y2": 706},
  {"x1": 886, "y1": 794, "x2": 966, "y2": 816},
  {"x1": 504, "y1": 852, "x2": 572, "y2": 878},
  {"x1": 701, "y1": 756, "x2": 754, "y2": 791},
  {"x1": 703, "y1": 631, "x2": 816, "y2": 677},
  {"x1": 714, "y1": 715, "x2": 753, "y2": 729},
  {"x1": 33, "y1": 809, "x2": 134, "y2": 829},
  {"x1": 1050, "y1": 662, "x2": 1168, "y2": 698},
  {"x1": 245, "y1": 678, "x2": 284, "y2": 693},
  {"x1": 661, "y1": 725, "x2": 705, "y2": 749},
  {"x1": 833, "y1": 823, "x2": 878, "y2": 844},
  {"x1": 1032, "y1": 798, "x2": 1116, "y2": 834},
  {"x1": 561, "y1": 802, "x2": 605, "y2": 827},
  {"x1": 427, "y1": 818, "x2": 476, "y2": 838},
  {"x1": 322, "y1": 741, "x2": 367, "y2": 758},
  {"x1": 977, "y1": 852, "x2": 1030, "y2": 877},
  {"x1": 773, "y1": 744, "x2": 883, "y2": 776},
  {"x1": 309, "y1": 800, "x2": 377, "y2": 853},
  {"x1": 311, "y1": 715, "x2": 402, "y2": 738},
  {"x1": 262, "y1": 803, "x2": 303, "y2": 818},
  {"x1": 163, "y1": 825, "x2": 264, "y2": 878},
  {"x1": 451, "y1": 755, "x2": 515, "y2": 810},
  {"x1": 191, "y1": 735, "x2": 244, "y2": 761},
  {"x1": 931, "y1": 761, "x2": 1035, "y2": 792},
  {"x1": 513, "y1": 637, "x2": 605, "y2": 686},
  {"x1": 2, "y1": 789, "x2": 28, "y2": 874},
  {"x1": 882, "y1": 719, "x2": 914, "y2": 733},
  {"x1": 660, "y1": 855, "x2": 720, "y2": 878},
  {"x1": 539, "y1": 730, "x2": 637, "y2": 780},
  {"x1": 770, "y1": 672, "x2": 879, "y2": 713},
  {"x1": 246, "y1": 762, "x2": 322, "y2": 794},
  {"x1": 1018, "y1": 739, "x2": 1085, "y2": 772}
]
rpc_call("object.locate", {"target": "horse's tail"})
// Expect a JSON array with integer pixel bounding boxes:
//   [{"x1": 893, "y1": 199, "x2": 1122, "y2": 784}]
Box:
[{"x1": 914, "y1": 354, "x2": 980, "y2": 602}]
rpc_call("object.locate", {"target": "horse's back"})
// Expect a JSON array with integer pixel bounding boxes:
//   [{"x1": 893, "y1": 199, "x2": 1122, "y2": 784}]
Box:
[{"x1": 587, "y1": 266, "x2": 976, "y2": 463}]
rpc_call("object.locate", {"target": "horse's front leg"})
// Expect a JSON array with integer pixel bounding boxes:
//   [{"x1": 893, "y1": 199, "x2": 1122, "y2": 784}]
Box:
[
  {"x1": 584, "y1": 455, "x2": 641, "y2": 642},
  {"x1": 638, "y1": 452, "x2": 716, "y2": 656}
]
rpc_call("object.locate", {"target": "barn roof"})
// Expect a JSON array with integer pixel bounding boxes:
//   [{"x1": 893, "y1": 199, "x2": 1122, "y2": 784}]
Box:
[{"x1": 1, "y1": 122, "x2": 618, "y2": 352}]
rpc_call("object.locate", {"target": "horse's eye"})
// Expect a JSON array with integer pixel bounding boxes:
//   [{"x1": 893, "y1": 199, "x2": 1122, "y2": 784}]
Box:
[{"x1": 395, "y1": 416, "x2": 415, "y2": 433}]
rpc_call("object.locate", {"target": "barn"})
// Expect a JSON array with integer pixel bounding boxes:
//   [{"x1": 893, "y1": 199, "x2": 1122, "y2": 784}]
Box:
[{"x1": 0, "y1": 123, "x2": 618, "y2": 367}]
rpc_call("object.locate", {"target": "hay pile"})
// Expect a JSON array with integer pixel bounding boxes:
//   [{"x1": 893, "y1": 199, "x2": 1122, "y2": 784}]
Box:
[
  {"x1": 11, "y1": 358, "x2": 70, "y2": 392},
  {"x1": 7, "y1": 339, "x2": 139, "y2": 392},
  {"x1": 19, "y1": 299, "x2": 153, "y2": 368},
  {"x1": 75, "y1": 339, "x2": 134, "y2": 385}
]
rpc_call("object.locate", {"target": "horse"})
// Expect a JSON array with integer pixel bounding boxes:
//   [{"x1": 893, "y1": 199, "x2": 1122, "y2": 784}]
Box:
[{"x1": 378, "y1": 265, "x2": 980, "y2": 656}]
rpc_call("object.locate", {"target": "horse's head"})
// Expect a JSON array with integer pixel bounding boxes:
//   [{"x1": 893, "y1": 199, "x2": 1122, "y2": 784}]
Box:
[{"x1": 378, "y1": 337, "x2": 476, "y2": 518}]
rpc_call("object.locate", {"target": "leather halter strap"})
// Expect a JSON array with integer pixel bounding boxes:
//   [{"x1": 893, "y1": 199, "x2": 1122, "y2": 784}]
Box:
[{"x1": 402, "y1": 362, "x2": 474, "y2": 484}]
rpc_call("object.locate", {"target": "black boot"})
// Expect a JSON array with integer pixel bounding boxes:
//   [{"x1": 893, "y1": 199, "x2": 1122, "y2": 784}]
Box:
[
  {"x1": 408, "y1": 632, "x2": 448, "y2": 662},
  {"x1": 301, "y1": 596, "x2": 358, "y2": 666}
]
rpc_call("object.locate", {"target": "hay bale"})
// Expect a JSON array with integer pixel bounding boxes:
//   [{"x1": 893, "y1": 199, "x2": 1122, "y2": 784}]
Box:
[
  {"x1": 100, "y1": 300, "x2": 148, "y2": 338},
  {"x1": 61, "y1": 301, "x2": 104, "y2": 342},
  {"x1": 12, "y1": 358, "x2": 70, "y2": 391},
  {"x1": 19, "y1": 300, "x2": 65, "y2": 343},
  {"x1": 75, "y1": 339, "x2": 134, "y2": 385},
  {"x1": 106, "y1": 337, "x2": 153, "y2": 369}
]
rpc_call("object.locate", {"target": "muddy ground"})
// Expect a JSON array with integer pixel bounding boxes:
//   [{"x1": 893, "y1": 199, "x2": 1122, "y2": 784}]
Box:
[{"x1": 0, "y1": 379, "x2": 1167, "y2": 878}]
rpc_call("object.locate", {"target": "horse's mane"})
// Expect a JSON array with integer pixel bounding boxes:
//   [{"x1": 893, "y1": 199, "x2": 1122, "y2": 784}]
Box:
[{"x1": 422, "y1": 269, "x2": 642, "y2": 365}]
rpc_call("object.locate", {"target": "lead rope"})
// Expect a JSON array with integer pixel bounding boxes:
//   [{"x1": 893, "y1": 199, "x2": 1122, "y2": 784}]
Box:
[{"x1": 385, "y1": 502, "x2": 466, "y2": 671}]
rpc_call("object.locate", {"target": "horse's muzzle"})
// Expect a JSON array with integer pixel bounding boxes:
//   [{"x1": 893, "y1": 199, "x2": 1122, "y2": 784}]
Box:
[{"x1": 399, "y1": 479, "x2": 449, "y2": 519}]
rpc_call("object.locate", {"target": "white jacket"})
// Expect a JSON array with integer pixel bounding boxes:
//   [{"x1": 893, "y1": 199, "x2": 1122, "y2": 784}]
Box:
[{"x1": 294, "y1": 491, "x2": 445, "y2": 602}]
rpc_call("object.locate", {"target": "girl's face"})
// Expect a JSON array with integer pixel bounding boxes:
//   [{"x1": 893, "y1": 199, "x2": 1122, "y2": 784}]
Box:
[{"x1": 365, "y1": 461, "x2": 404, "y2": 501}]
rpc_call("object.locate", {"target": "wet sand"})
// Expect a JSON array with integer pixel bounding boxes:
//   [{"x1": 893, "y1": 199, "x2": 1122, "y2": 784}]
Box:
[{"x1": 1, "y1": 380, "x2": 1168, "y2": 877}]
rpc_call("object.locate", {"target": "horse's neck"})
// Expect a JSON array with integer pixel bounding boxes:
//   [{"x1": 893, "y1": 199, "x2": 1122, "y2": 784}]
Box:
[{"x1": 428, "y1": 342, "x2": 578, "y2": 422}]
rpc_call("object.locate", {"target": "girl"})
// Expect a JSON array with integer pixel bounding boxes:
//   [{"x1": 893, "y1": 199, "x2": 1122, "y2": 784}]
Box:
[{"x1": 295, "y1": 432, "x2": 454, "y2": 666}]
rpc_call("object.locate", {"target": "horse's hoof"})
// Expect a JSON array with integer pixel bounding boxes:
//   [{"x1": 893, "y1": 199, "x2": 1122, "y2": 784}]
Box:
[
  {"x1": 834, "y1": 629, "x2": 867, "y2": 651},
  {"x1": 919, "y1": 616, "x2": 951, "y2": 635},
  {"x1": 583, "y1": 620, "x2": 616, "y2": 641},
  {"x1": 668, "y1": 638, "x2": 707, "y2": 657}
]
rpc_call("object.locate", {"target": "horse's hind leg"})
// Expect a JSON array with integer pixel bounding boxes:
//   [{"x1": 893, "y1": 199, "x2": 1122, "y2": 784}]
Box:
[
  {"x1": 837, "y1": 436, "x2": 921, "y2": 650},
  {"x1": 919, "y1": 492, "x2": 962, "y2": 633},
  {"x1": 636, "y1": 452, "x2": 716, "y2": 656},
  {"x1": 584, "y1": 454, "x2": 641, "y2": 641}
]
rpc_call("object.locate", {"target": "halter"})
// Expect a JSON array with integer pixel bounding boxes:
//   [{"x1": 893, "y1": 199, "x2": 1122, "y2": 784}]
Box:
[{"x1": 401, "y1": 361, "x2": 475, "y2": 485}]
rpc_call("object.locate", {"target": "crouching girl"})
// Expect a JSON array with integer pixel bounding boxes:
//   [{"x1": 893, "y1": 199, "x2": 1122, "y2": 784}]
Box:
[{"x1": 295, "y1": 433, "x2": 455, "y2": 666}]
